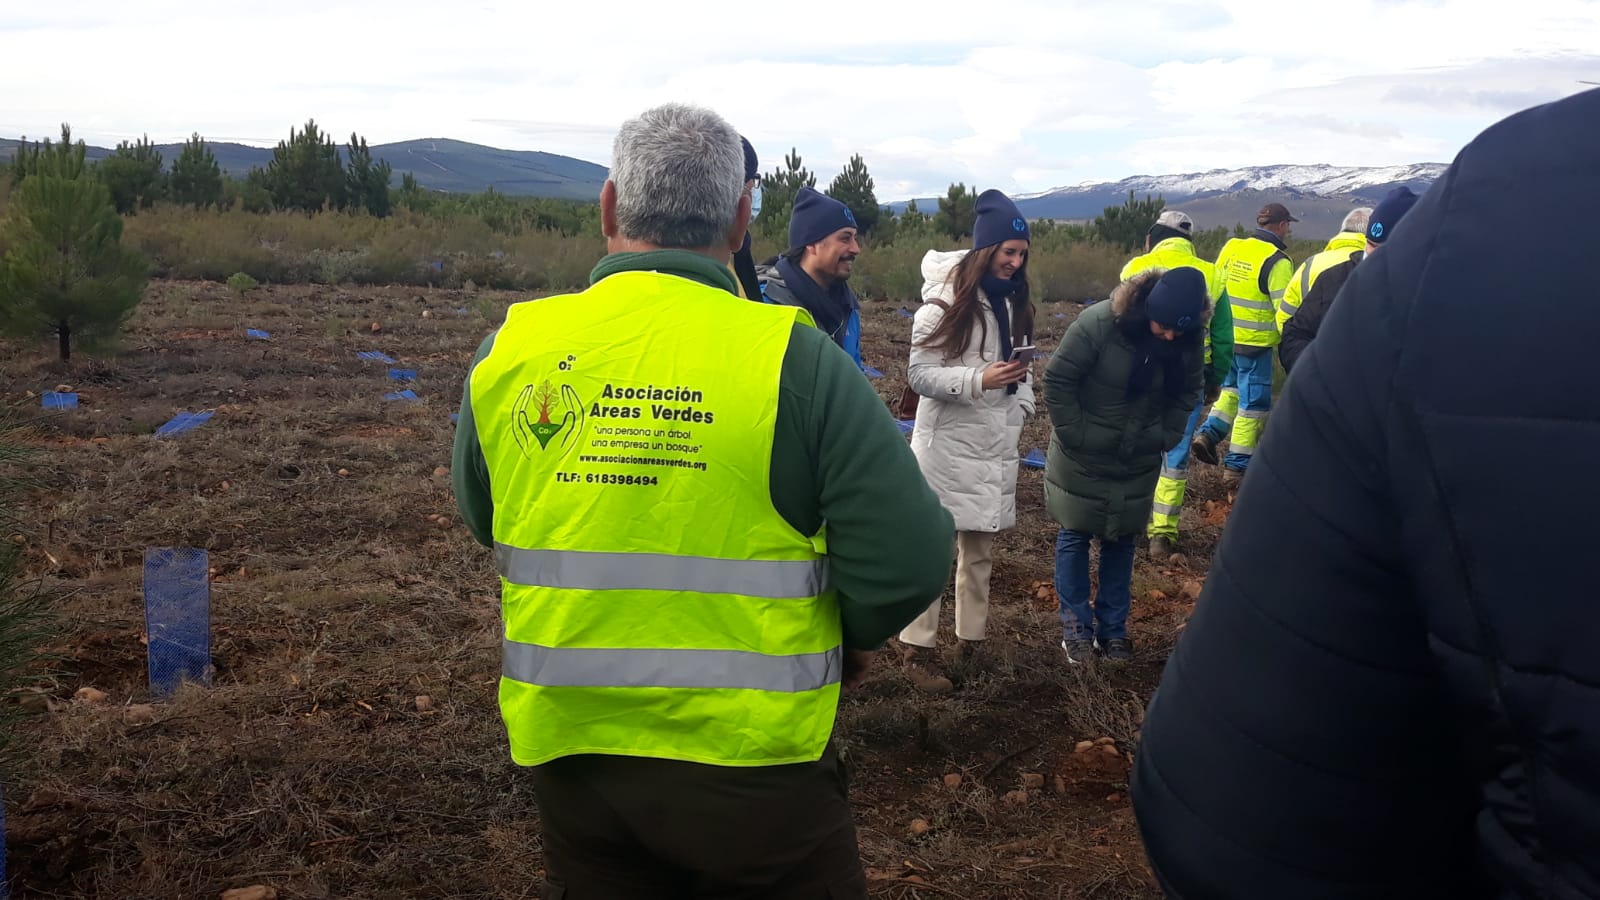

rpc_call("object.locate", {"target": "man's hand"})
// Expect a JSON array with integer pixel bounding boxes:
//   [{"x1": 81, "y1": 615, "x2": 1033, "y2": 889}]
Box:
[
  {"x1": 1205, "y1": 384, "x2": 1222, "y2": 404},
  {"x1": 842, "y1": 649, "x2": 875, "y2": 691}
]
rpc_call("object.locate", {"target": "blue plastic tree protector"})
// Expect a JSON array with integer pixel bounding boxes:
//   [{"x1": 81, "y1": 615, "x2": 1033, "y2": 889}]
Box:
[
  {"x1": 455, "y1": 308, "x2": 469, "y2": 315},
  {"x1": 246, "y1": 328, "x2": 270, "y2": 340},
  {"x1": 144, "y1": 547, "x2": 212, "y2": 696},
  {"x1": 357, "y1": 351, "x2": 397, "y2": 363},
  {"x1": 1022, "y1": 449, "x2": 1046, "y2": 469},
  {"x1": 898, "y1": 307, "x2": 915, "y2": 318},
  {"x1": 431, "y1": 260, "x2": 444, "y2": 273},
  {"x1": 449, "y1": 413, "x2": 460, "y2": 424},
  {"x1": 862, "y1": 366, "x2": 884, "y2": 379},
  {"x1": 384, "y1": 389, "x2": 420, "y2": 401},
  {"x1": 897, "y1": 419, "x2": 914, "y2": 435},
  {"x1": 387, "y1": 368, "x2": 418, "y2": 382},
  {"x1": 154, "y1": 411, "x2": 214, "y2": 438},
  {"x1": 41, "y1": 392, "x2": 78, "y2": 409}
]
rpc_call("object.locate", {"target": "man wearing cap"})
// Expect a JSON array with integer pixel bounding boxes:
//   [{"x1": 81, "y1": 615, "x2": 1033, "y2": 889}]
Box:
[
  {"x1": 758, "y1": 186, "x2": 865, "y2": 368},
  {"x1": 1118, "y1": 210, "x2": 1233, "y2": 560},
  {"x1": 1276, "y1": 206, "x2": 1371, "y2": 333},
  {"x1": 1280, "y1": 188, "x2": 1418, "y2": 372},
  {"x1": 1191, "y1": 202, "x2": 1297, "y2": 483},
  {"x1": 730, "y1": 136, "x2": 763, "y2": 300}
]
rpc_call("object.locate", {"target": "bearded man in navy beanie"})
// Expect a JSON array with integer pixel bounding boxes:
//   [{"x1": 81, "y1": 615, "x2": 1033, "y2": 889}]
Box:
[
  {"x1": 757, "y1": 186, "x2": 865, "y2": 368},
  {"x1": 1280, "y1": 186, "x2": 1420, "y2": 371}
]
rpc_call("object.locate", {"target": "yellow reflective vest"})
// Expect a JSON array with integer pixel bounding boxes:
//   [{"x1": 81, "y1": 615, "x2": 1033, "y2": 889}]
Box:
[
  {"x1": 1278, "y1": 231, "x2": 1367, "y2": 332},
  {"x1": 1215, "y1": 234, "x2": 1293, "y2": 349},
  {"x1": 469, "y1": 270, "x2": 842, "y2": 768}
]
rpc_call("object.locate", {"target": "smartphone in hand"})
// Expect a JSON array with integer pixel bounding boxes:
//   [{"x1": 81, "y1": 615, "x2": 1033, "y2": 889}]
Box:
[{"x1": 1009, "y1": 345, "x2": 1037, "y2": 365}]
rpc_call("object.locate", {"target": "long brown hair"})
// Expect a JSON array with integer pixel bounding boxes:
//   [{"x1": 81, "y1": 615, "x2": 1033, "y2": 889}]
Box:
[{"x1": 918, "y1": 244, "x2": 1034, "y2": 359}]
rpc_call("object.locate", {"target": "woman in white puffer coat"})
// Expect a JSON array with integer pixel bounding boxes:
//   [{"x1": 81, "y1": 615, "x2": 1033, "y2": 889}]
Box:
[{"x1": 896, "y1": 189, "x2": 1035, "y2": 693}]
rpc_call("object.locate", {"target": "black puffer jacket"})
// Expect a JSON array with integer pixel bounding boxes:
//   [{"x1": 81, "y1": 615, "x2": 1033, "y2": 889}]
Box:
[
  {"x1": 1133, "y1": 88, "x2": 1600, "y2": 899},
  {"x1": 1278, "y1": 249, "x2": 1360, "y2": 373}
]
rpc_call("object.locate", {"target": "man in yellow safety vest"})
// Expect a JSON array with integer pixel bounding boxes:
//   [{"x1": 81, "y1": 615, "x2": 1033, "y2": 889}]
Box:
[
  {"x1": 1191, "y1": 202, "x2": 1297, "y2": 484},
  {"x1": 1276, "y1": 207, "x2": 1370, "y2": 333},
  {"x1": 451, "y1": 103, "x2": 955, "y2": 898}
]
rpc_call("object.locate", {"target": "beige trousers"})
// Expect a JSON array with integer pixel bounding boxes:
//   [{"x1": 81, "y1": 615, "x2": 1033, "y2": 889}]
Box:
[{"x1": 898, "y1": 530, "x2": 994, "y2": 647}]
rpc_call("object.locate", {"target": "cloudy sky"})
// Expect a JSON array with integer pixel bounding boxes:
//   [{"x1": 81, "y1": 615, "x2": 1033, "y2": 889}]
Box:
[{"x1": 3, "y1": 0, "x2": 1597, "y2": 199}]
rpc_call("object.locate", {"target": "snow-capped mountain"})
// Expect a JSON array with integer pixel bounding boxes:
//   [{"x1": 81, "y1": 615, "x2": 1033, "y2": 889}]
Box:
[
  {"x1": 1012, "y1": 163, "x2": 1447, "y2": 205},
  {"x1": 889, "y1": 162, "x2": 1447, "y2": 235}
]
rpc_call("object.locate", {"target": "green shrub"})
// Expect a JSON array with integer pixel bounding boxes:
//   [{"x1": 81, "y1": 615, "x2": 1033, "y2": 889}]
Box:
[{"x1": 226, "y1": 272, "x2": 258, "y2": 293}]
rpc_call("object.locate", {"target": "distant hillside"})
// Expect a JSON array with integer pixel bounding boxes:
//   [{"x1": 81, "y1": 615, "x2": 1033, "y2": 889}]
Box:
[
  {"x1": 0, "y1": 136, "x2": 609, "y2": 201},
  {"x1": 890, "y1": 163, "x2": 1446, "y2": 233}
]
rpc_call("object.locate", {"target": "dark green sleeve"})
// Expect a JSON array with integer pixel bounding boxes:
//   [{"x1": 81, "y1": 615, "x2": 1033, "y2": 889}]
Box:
[
  {"x1": 452, "y1": 331, "x2": 499, "y2": 547},
  {"x1": 769, "y1": 324, "x2": 955, "y2": 651},
  {"x1": 1044, "y1": 315, "x2": 1096, "y2": 451},
  {"x1": 1209, "y1": 294, "x2": 1234, "y2": 387}
]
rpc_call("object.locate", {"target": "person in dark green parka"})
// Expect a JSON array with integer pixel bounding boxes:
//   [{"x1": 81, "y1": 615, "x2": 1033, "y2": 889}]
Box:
[{"x1": 1044, "y1": 267, "x2": 1208, "y2": 663}]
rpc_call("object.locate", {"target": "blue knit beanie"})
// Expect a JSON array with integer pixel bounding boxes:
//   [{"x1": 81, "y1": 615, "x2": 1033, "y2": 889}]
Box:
[
  {"x1": 740, "y1": 136, "x2": 758, "y2": 183},
  {"x1": 788, "y1": 186, "x2": 856, "y2": 250},
  {"x1": 973, "y1": 189, "x2": 1030, "y2": 250},
  {"x1": 1367, "y1": 187, "x2": 1419, "y2": 245},
  {"x1": 1146, "y1": 267, "x2": 1207, "y2": 331}
]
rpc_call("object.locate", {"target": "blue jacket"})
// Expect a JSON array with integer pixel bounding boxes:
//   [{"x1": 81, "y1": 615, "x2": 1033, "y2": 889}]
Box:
[
  {"x1": 1133, "y1": 87, "x2": 1600, "y2": 900},
  {"x1": 757, "y1": 261, "x2": 863, "y2": 369}
]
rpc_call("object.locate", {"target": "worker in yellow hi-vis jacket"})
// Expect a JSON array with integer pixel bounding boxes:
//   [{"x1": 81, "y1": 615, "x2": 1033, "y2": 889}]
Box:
[{"x1": 1191, "y1": 203, "x2": 1296, "y2": 484}]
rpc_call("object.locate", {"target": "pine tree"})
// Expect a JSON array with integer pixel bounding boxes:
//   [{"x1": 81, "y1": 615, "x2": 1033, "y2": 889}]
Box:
[
  {"x1": 345, "y1": 133, "x2": 393, "y2": 217},
  {"x1": 97, "y1": 135, "x2": 165, "y2": 214},
  {"x1": 901, "y1": 198, "x2": 929, "y2": 229},
  {"x1": 1094, "y1": 191, "x2": 1165, "y2": 251},
  {"x1": 262, "y1": 119, "x2": 347, "y2": 212},
  {"x1": 0, "y1": 172, "x2": 148, "y2": 360},
  {"x1": 759, "y1": 148, "x2": 817, "y2": 244},
  {"x1": 9, "y1": 125, "x2": 88, "y2": 185},
  {"x1": 169, "y1": 133, "x2": 223, "y2": 208},
  {"x1": 933, "y1": 182, "x2": 978, "y2": 241},
  {"x1": 826, "y1": 154, "x2": 880, "y2": 236}
]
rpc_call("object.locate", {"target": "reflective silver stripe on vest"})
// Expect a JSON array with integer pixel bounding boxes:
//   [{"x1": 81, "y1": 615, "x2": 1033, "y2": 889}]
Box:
[
  {"x1": 1268, "y1": 289, "x2": 1287, "y2": 302},
  {"x1": 1235, "y1": 318, "x2": 1277, "y2": 331},
  {"x1": 1152, "y1": 501, "x2": 1181, "y2": 517},
  {"x1": 495, "y1": 545, "x2": 827, "y2": 599},
  {"x1": 1300, "y1": 262, "x2": 1314, "y2": 296},
  {"x1": 1238, "y1": 409, "x2": 1270, "y2": 420},
  {"x1": 1159, "y1": 464, "x2": 1187, "y2": 481},
  {"x1": 1230, "y1": 296, "x2": 1274, "y2": 311},
  {"x1": 502, "y1": 639, "x2": 842, "y2": 693}
]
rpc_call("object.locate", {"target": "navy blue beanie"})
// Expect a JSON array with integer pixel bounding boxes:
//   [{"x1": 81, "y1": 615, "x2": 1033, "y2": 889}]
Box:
[
  {"x1": 788, "y1": 186, "x2": 856, "y2": 250},
  {"x1": 740, "y1": 136, "x2": 758, "y2": 183},
  {"x1": 973, "y1": 189, "x2": 1030, "y2": 250},
  {"x1": 1145, "y1": 267, "x2": 1207, "y2": 330},
  {"x1": 1367, "y1": 187, "x2": 1419, "y2": 244}
]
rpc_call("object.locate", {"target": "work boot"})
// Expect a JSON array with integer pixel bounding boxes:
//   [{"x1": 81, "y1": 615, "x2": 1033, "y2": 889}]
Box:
[
  {"x1": 1102, "y1": 638, "x2": 1134, "y2": 663},
  {"x1": 1149, "y1": 535, "x2": 1176, "y2": 562},
  {"x1": 1060, "y1": 638, "x2": 1096, "y2": 665},
  {"x1": 1190, "y1": 433, "x2": 1219, "y2": 466},
  {"x1": 900, "y1": 644, "x2": 954, "y2": 693}
]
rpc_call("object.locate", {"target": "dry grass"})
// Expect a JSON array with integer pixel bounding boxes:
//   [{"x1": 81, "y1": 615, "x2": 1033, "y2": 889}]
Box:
[{"x1": 0, "y1": 282, "x2": 1231, "y2": 898}]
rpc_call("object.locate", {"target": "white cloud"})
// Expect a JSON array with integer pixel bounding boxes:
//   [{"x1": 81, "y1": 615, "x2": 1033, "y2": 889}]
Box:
[{"x1": 2, "y1": 0, "x2": 1597, "y2": 198}]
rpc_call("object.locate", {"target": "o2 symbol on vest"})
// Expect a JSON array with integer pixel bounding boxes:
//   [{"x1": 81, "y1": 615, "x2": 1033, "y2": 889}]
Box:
[
  {"x1": 557, "y1": 354, "x2": 576, "y2": 372},
  {"x1": 512, "y1": 379, "x2": 585, "y2": 456}
]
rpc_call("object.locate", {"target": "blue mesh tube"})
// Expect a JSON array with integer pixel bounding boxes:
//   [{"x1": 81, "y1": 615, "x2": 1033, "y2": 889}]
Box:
[{"x1": 143, "y1": 548, "x2": 212, "y2": 696}]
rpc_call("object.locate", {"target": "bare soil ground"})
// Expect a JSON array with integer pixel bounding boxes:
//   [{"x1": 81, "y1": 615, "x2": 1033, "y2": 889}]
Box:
[{"x1": 1, "y1": 281, "x2": 1234, "y2": 899}]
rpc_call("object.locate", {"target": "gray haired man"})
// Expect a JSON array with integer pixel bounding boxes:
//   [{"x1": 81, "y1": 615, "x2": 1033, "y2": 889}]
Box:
[{"x1": 452, "y1": 104, "x2": 954, "y2": 897}]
